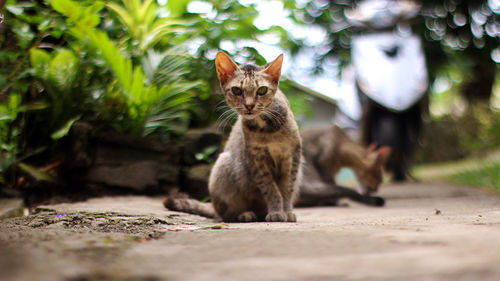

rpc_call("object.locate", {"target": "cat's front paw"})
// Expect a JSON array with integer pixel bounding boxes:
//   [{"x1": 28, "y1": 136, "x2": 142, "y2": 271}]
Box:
[
  {"x1": 285, "y1": 212, "x2": 297, "y2": 222},
  {"x1": 265, "y1": 212, "x2": 287, "y2": 222},
  {"x1": 238, "y1": 211, "x2": 258, "y2": 222}
]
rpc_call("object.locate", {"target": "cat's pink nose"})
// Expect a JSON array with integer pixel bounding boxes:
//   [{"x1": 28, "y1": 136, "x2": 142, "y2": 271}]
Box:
[{"x1": 245, "y1": 104, "x2": 255, "y2": 111}]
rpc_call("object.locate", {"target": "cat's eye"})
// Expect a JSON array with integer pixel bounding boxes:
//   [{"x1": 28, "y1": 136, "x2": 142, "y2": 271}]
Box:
[
  {"x1": 231, "y1": 87, "x2": 243, "y2": 96},
  {"x1": 256, "y1": 86, "x2": 268, "y2": 96}
]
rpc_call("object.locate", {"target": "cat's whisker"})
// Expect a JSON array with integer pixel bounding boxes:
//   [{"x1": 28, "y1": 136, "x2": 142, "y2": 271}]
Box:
[
  {"x1": 215, "y1": 99, "x2": 227, "y2": 107},
  {"x1": 262, "y1": 108, "x2": 282, "y2": 126},
  {"x1": 216, "y1": 107, "x2": 235, "y2": 121},
  {"x1": 216, "y1": 103, "x2": 232, "y2": 113},
  {"x1": 216, "y1": 109, "x2": 233, "y2": 121},
  {"x1": 217, "y1": 110, "x2": 234, "y2": 124},
  {"x1": 215, "y1": 109, "x2": 237, "y2": 132}
]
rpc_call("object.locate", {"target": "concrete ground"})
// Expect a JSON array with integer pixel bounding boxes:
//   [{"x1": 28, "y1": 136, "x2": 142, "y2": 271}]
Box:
[{"x1": 1, "y1": 181, "x2": 500, "y2": 281}]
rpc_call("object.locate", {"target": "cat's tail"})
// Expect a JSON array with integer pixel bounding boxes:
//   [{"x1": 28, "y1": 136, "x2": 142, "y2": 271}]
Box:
[
  {"x1": 358, "y1": 194, "x2": 385, "y2": 207},
  {"x1": 163, "y1": 196, "x2": 216, "y2": 218},
  {"x1": 296, "y1": 184, "x2": 385, "y2": 207},
  {"x1": 334, "y1": 185, "x2": 385, "y2": 207}
]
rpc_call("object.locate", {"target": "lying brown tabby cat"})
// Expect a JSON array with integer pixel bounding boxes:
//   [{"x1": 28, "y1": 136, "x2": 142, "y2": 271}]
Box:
[
  {"x1": 296, "y1": 125, "x2": 391, "y2": 207},
  {"x1": 165, "y1": 51, "x2": 302, "y2": 222}
]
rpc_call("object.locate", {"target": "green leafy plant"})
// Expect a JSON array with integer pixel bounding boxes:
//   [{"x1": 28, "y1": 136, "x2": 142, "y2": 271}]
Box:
[
  {"x1": 51, "y1": 0, "x2": 200, "y2": 140},
  {"x1": 0, "y1": 93, "x2": 47, "y2": 184},
  {"x1": 0, "y1": 94, "x2": 23, "y2": 183},
  {"x1": 106, "y1": 0, "x2": 185, "y2": 56},
  {"x1": 88, "y1": 29, "x2": 199, "y2": 137},
  {"x1": 29, "y1": 48, "x2": 82, "y2": 130}
]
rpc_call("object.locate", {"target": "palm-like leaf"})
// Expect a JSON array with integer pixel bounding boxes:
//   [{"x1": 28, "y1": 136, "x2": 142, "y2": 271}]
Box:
[
  {"x1": 91, "y1": 32, "x2": 198, "y2": 138},
  {"x1": 107, "y1": 0, "x2": 186, "y2": 54},
  {"x1": 53, "y1": 0, "x2": 200, "y2": 140},
  {"x1": 143, "y1": 54, "x2": 201, "y2": 138}
]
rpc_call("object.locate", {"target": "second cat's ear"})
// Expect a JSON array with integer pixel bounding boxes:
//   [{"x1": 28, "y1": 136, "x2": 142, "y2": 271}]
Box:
[
  {"x1": 376, "y1": 146, "x2": 392, "y2": 166},
  {"x1": 367, "y1": 143, "x2": 378, "y2": 152},
  {"x1": 215, "y1": 51, "x2": 239, "y2": 85},
  {"x1": 263, "y1": 54, "x2": 283, "y2": 84}
]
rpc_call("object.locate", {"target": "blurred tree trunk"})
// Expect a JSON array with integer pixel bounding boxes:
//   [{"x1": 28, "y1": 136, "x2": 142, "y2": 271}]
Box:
[{"x1": 462, "y1": 48, "x2": 496, "y2": 103}]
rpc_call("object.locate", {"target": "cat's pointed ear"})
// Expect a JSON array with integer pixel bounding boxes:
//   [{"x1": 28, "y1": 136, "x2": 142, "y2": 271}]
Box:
[
  {"x1": 263, "y1": 54, "x2": 283, "y2": 83},
  {"x1": 215, "y1": 51, "x2": 239, "y2": 85},
  {"x1": 376, "y1": 146, "x2": 391, "y2": 166},
  {"x1": 367, "y1": 143, "x2": 378, "y2": 152}
]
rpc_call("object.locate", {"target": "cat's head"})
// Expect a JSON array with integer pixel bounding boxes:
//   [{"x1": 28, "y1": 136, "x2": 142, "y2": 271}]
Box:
[
  {"x1": 356, "y1": 145, "x2": 391, "y2": 194},
  {"x1": 215, "y1": 51, "x2": 283, "y2": 120}
]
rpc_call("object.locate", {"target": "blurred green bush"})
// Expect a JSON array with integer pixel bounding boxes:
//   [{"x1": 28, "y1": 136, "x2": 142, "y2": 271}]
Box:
[{"x1": 415, "y1": 104, "x2": 500, "y2": 163}]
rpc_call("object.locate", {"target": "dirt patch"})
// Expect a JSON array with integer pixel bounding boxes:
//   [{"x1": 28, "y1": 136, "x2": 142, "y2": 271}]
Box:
[
  {"x1": 0, "y1": 207, "x2": 189, "y2": 281},
  {"x1": 67, "y1": 272, "x2": 161, "y2": 281},
  {"x1": 1, "y1": 208, "x2": 197, "y2": 242}
]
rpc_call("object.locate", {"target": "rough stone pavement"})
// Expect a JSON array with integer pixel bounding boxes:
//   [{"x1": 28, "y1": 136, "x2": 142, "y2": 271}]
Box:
[{"x1": 1, "y1": 182, "x2": 500, "y2": 281}]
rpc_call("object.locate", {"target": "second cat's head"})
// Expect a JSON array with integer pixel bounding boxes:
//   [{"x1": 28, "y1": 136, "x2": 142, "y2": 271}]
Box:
[
  {"x1": 356, "y1": 145, "x2": 391, "y2": 194},
  {"x1": 215, "y1": 51, "x2": 283, "y2": 119}
]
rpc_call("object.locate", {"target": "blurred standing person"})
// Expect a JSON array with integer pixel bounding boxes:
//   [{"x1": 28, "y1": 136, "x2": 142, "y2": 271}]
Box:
[{"x1": 336, "y1": 0, "x2": 428, "y2": 181}]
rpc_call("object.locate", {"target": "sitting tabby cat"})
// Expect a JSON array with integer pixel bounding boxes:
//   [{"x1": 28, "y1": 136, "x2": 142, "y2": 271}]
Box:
[
  {"x1": 165, "y1": 51, "x2": 302, "y2": 222},
  {"x1": 296, "y1": 125, "x2": 391, "y2": 207}
]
